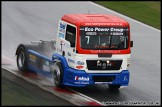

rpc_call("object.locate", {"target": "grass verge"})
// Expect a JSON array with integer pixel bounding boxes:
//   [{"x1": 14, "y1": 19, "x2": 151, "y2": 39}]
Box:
[
  {"x1": 1, "y1": 69, "x2": 73, "y2": 106},
  {"x1": 94, "y1": 1, "x2": 160, "y2": 30}
]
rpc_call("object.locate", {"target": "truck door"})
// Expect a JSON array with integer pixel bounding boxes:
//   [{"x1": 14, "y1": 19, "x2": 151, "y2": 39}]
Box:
[
  {"x1": 64, "y1": 24, "x2": 76, "y2": 69},
  {"x1": 56, "y1": 20, "x2": 77, "y2": 69}
]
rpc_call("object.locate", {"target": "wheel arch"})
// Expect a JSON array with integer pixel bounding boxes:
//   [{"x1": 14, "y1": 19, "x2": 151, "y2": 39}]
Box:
[{"x1": 52, "y1": 53, "x2": 69, "y2": 69}]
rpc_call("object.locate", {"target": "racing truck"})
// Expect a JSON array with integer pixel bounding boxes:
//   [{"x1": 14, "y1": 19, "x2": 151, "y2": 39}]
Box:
[{"x1": 16, "y1": 14, "x2": 133, "y2": 89}]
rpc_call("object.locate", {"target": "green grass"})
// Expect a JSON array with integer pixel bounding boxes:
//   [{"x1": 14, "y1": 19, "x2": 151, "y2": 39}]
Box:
[
  {"x1": 94, "y1": 1, "x2": 160, "y2": 30},
  {"x1": 2, "y1": 77, "x2": 53, "y2": 105},
  {"x1": 1, "y1": 76, "x2": 72, "y2": 106}
]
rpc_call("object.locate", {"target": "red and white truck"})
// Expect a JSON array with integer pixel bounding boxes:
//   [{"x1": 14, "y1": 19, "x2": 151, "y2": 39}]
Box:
[{"x1": 16, "y1": 14, "x2": 133, "y2": 89}]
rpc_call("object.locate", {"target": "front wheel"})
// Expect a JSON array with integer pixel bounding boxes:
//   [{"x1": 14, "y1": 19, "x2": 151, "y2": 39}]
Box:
[
  {"x1": 16, "y1": 46, "x2": 28, "y2": 72},
  {"x1": 52, "y1": 62, "x2": 64, "y2": 87},
  {"x1": 108, "y1": 84, "x2": 121, "y2": 90}
]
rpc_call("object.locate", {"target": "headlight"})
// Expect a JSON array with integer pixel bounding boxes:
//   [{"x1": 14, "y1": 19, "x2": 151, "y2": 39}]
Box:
[{"x1": 107, "y1": 60, "x2": 110, "y2": 64}]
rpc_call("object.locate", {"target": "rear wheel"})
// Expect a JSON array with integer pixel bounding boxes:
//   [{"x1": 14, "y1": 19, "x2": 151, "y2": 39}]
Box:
[
  {"x1": 108, "y1": 84, "x2": 121, "y2": 90},
  {"x1": 17, "y1": 47, "x2": 28, "y2": 72},
  {"x1": 53, "y1": 62, "x2": 64, "y2": 87}
]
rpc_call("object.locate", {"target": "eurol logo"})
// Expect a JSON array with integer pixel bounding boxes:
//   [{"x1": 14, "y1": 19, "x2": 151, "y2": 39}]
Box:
[
  {"x1": 75, "y1": 76, "x2": 89, "y2": 81},
  {"x1": 60, "y1": 22, "x2": 66, "y2": 29},
  {"x1": 76, "y1": 61, "x2": 84, "y2": 65}
]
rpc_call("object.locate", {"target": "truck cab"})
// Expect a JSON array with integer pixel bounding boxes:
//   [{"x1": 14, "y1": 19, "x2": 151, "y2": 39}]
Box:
[{"x1": 54, "y1": 14, "x2": 133, "y2": 88}]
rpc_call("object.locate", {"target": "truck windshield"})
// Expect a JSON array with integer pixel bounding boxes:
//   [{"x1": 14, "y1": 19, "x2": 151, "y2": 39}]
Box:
[{"x1": 80, "y1": 27, "x2": 128, "y2": 50}]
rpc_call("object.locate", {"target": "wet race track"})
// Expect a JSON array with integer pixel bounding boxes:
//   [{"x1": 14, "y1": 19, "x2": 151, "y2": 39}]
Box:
[{"x1": 2, "y1": 1, "x2": 161, "y2": 106}]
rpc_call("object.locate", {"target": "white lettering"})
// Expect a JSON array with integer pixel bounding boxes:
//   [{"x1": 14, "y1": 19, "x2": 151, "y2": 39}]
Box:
[
  {"x1": 85, "y1": 27, "x2": 93, "y2": 31},
  {"x1": 110, "y1": 28, "x2": 124, "y2": 32},
  {"x1": 112, "y1": 32, "x2": 123, "y2": 35},
  {"x1": 75, "y1": 76, "x2": 89, "y2": 81},
  {"x1": 86, "y1": 32, "x2": 97, "y2": 35},
  {"x1": 95, "y1": 82, "x2": 112, "y2": 84},
  {"x1": 43, "y1": 65, "x2": 50, "y2": 72},
  {"x1": 95, "y1": 27, "x2": 109, "y2": 32},
  {"x1": 74, "y1": 82, "x2": 89, "y2": 84},
  {"x1": 85, "y1": 36, "x2": 90, "y2": 44}
]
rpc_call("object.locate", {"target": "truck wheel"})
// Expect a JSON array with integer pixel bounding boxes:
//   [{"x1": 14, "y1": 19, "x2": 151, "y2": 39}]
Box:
[
  {"x1": 53, "y1": 62, "x2": 63, "y2": 87},
  {"x1": 108, "y1": 84, "x2": 121, "y2": 90},
  {"x1": 17, "y1": 47, "x2": 28, "y2": 72}
]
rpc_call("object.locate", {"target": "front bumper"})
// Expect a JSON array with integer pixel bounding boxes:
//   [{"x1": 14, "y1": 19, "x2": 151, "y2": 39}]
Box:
[{"x1": 62, "y1": 67, "x2": 129, "y2": 87}]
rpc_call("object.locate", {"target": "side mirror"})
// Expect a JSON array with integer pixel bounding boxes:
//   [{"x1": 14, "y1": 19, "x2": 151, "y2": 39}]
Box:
[{"x1": 130, "y1": 41, "x2": 133, "y2": 47}]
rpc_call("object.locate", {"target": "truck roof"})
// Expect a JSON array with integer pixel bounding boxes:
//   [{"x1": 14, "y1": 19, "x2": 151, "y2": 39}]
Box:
[{"x1": 61, "y1": 14, "x2": 129, "y2": 26}]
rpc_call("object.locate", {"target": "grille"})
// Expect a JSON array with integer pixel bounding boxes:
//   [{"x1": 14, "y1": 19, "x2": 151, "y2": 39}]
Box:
[
  {"x1": 92, "y1": 76, "x2": 115, "y2": 82},
  {"x1": 86, "y1": 60, "x2": 122, "y2": 70}
]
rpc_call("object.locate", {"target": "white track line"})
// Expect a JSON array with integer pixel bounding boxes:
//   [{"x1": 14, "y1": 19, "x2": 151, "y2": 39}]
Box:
[{"x1": 89, "y1": 1, "x2": 160, "y2": 32}]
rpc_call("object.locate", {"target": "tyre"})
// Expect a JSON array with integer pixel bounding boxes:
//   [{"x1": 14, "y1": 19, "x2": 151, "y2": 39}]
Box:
[
  {"x1": 17, "y1": 46, "x2": 28, "y2": 72},
  {"x1": 108, "y1": 84, "x2": 121, "y2": 90},
  {"x1": 53, "y1": 62, "x2": 64, "y2": 87}
]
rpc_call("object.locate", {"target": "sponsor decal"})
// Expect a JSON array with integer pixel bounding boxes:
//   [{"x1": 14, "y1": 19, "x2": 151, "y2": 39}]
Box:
[
  {"x1": 58, "y1": 33, "x2": 65, "y2": 38},
  {"x1": 110, "y1": 28, "x2": 124, "y2": 32},
  {"x1": 68, "y1": 59, "x2": 75, "y2": 64},
  {"x1": 86, "y1": 32, "x2": 97, "y2": 35},
  {"x1": 95, "y1": 82, "x2": 112, "y2": 84},
  {"x1": 76, "y1": 65, "x2": 84, "y2": 69},
  {"x1": 59, "y1": 29, "x2": 66, "y2": 33},
  {"x1": 44, "y1": 61, "x2": 50, "y2": 66},
  {"x1": 60, "y1": 22, "x2": 66, "y2": 29},
  {"x1": 59, "y1": 22, "x2": 66, "y2": 33},
  {"x1": 124, "y1": 76, "x2": 128, "y2": 81},
  {"x1": 84, "y1": 22, "x2": 123, "y2": 26},
  {"x1": 74, "y1": 81, "x2": 89, "y2": 84},
  {"x1": 84, "y1": 27, "x2": 124, "y2": 32},
  {"x1": 43, "y1": 65, "x2": 50, "y2": 72},
  {"x1": 84, "y1": 27, "x2": 109, "y2": 32},
  {"x1": 76, "y1": 61, "x2": 84, "y2": 65},
  {"x1": 75, "y1": 76, "x2": 89, "y2": 81},
  {"x1": 112, "y1": 32, "x2": 123, "y2": 35},
  {"x1": 29, "y1": 54, "x2": 36, "y2": 62},
  {"x1": 91, "y1": 50, "x2": 121, "y2": 54}
]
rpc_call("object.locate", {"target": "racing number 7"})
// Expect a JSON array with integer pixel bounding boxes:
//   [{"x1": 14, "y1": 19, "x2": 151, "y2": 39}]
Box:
[{"x1": 85, "y1": 36, "x2": 90, "y2": 44}]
